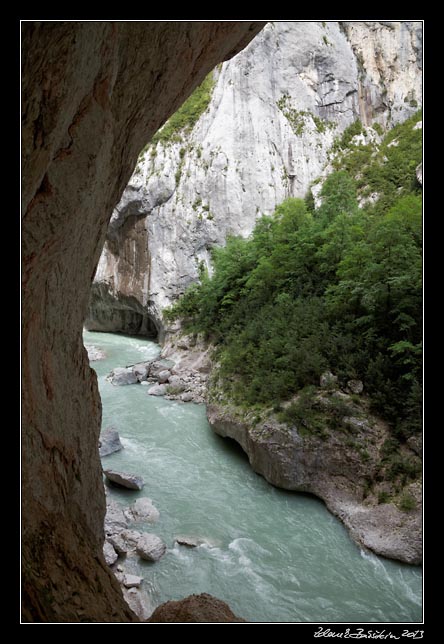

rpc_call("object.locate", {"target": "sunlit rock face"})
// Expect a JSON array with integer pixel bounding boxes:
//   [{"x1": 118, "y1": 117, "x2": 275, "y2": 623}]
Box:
[{"x1": 89, "y1": 21, "x2": 422, "y2": 332}]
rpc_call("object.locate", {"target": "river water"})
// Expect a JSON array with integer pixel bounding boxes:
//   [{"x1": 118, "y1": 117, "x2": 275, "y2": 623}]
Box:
[{"x1": 84, "y1": 330, "x2": 422, "y2": 623}]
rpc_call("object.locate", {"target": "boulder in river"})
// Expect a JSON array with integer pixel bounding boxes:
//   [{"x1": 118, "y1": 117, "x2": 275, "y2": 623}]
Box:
[
  {"x1": 175, "y1": 536, "x2": 200, "y2": 548},
  {"x1": 99, "y1": 427, "x2": 123, "y2": 457},
  {"x1": 175, "y1": 535, "x2": 216, "y2": 548},
  {"x1": 147, "y1": 383, "x2": 167, "y2": 397},
  {"x1": 103, "y1": 540, "x2": 118, "y2": 566},
  {"x1": 120, "y1": 529, "x2": 144, "y2": 549},
  {"x1": 124, "y1": 497, "x2": 160, "y2": 523},
  {"x1": 132, "y1": 362, "x2": 150, "y2": 382},
  {"x1": 121, "y1": 574, "x2": 143, "y2": 589},
  {"x1": 107, "y1": 367, "x2": 138, "y2": 386},
  {"x1": 104, "y1": 469, "x2": 145, "y2": 490},
  {"x1": 104, "y1": 497, "x2": 128, "y2": 535},
  {"x1": 157, "y1": 369, "x2": 171, "y2": 383},
  {"x1": 136, "y1": 533, "x2": 167, "y2": 562},
  {"x1": 149, "y1": 360, "x2": 175, "y2": 379},
  {"x1": 85, "y1": 344, "x2": 106, "y2": 361},
  {"x1": 108, "y1": 533, "x2": 131, "y2": 555},
  {"x1": 180, "y1": 391, "x2": 194, "y2": 403}
]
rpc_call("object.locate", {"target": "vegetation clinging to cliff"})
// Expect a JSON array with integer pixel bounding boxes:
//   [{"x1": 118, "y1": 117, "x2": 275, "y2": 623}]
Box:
[
  {"x1": 150, "y1": 72, "x2": 216, "y2": 145},
  {"x1": 331, "y1": 110, "x2": 422, "y2": 215},
  {"x1": 165, "y1": 112, "x2": 422, "y2": 442}
]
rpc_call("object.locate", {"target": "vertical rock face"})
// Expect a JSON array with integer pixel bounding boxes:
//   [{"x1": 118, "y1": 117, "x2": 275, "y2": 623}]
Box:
[
  {"x1": 88, "y1": 20, "x2": 423, "y2": 332},
  {"x1": 340, "y1": 21, "x2": 422, "y2": 125},
  {"x1": 22, "y1": 20, "x2": 264, "y2": 622}
]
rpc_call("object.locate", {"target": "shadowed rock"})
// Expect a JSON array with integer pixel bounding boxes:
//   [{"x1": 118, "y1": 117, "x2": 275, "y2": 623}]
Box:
[
  {"x1": 99, "y1": 427, "x2": 123, "y2": 457},
  {"x1": 104, "y1": 469, "x2": 144, "y2": 490},
  {"x1": 123, "y1": 587, "x2": 154, "y2": 621},
  {"x1": 104, "y1": 497, "x2": 128, "y2": 535},
  {"x1": 147, "y1": 593, "x2": 246, "y2": 623}
]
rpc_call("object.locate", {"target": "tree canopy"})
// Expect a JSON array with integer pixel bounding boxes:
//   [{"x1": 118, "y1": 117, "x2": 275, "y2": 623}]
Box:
[{"x1": 165, "y1": 111, "x2": 422, "y2": 442}]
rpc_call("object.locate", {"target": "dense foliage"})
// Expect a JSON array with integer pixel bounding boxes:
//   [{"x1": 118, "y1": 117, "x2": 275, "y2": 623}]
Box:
[
  {"x1": 165, "y1": 112, "x2": 422, "y2": 442},
  {"x1": 330, "y1": 110, "x2": 422, "y2": 216}
]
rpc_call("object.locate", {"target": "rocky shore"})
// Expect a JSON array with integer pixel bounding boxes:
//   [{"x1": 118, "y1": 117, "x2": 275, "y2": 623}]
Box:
[
  {"x1": 102, "y1": 490, "x2": 162, "y2": 619},
  {"x1": 85, "y1": 344, "x2": 107, "y2": 361},
  {"x1": 104, "y1": 333, "x2": 210, "y2": 404},
  {"x1": 102, "y1": 331, "x2": 422, "y2": 566},
  {"x1": 207, "y1": 396, "x2": 422, "y2": 565},
  {"x1": 102, "y1": 482, "x2": 230, "y2": 620}
]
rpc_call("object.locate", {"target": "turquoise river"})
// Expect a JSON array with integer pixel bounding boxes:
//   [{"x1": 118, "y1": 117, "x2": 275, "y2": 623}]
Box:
[{"x1": 84, "y1": 330, "x2": 422, "y2": 623}]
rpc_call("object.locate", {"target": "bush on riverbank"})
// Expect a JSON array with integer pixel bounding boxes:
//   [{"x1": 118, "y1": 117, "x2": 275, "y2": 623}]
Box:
[{"x1": 165, "y1": 112, "x2": 422, "y2": 451}]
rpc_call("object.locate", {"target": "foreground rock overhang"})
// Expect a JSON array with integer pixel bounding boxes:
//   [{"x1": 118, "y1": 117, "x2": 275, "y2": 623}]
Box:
[{"x1": 21, "y1": 20, "x2": 265, "y2": 622}]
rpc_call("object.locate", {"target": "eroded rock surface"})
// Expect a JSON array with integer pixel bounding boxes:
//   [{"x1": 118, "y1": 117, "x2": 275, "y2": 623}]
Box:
[
  {"x1": 207, "y1": 402, "x2": 422, "y2": 565},
  {"x1": 22, "y1": 20, "x2": 264, "y2": 622}
]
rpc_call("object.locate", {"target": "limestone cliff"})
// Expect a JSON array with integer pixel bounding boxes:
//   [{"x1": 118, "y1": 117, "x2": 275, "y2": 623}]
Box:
[
  {"x1": 87, "y1": 20, "x2": 423, "y2": 333},
  {"x1": 22, "y1": 20, "x2": 263, "y2": 622}
]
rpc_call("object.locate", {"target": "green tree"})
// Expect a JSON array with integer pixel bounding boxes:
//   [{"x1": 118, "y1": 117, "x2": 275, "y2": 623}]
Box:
[
  {"x1": 316, "y1": 171, "x2": 359, "y2": 224},
  {"x1": 165, "y1": 117, "x2": 422, "y2": 444}
]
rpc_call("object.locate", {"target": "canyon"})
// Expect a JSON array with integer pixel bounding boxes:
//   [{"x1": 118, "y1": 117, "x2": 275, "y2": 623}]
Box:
[
  {"x1": 84, "y1": 21, "x2": 422, "y2": 570},
  {"x1": 86, "y1": 21, "x2": 422, "y2": 336},
  {"x1": 21, "y1": 20, "x2": 422, "y2": 623}
]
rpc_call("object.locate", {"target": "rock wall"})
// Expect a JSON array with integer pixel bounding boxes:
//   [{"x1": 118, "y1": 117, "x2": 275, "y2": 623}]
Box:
[
  {"x1": 88, "y1": 20, "x2": 423, "y2": 332},
  {"x1": 340, "y1": 21, "x2": 422, "y2": 125},
  {"x1": 22, "y1": 20, "x2": 264, "y2": 622},
  {"x1": 207, "y1": 403, "x2": 422, "y2": 565}
]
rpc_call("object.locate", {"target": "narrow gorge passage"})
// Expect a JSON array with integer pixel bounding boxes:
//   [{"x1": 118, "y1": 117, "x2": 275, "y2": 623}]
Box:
[
  {"x1": 86, "y1": 330, "x2": 422, "y2": 623},
  {"x1": 22, "y1": 19, "x2": 422, "y2": 623}
]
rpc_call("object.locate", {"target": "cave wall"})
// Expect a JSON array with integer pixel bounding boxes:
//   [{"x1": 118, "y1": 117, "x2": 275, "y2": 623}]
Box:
[
  {"x1": 85, "y1": 281, "x2": 160, "y2": 339},
  {"x1": 21, "y1": 20, "x2": 264, "y2": 622}
]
